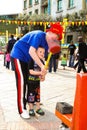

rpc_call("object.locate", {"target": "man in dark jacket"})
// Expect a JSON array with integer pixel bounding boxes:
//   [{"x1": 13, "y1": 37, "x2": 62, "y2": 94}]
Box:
[
  {"x1": 7, "y1": 35, "x2": 16, "y2": 70},
  {"x1": 77, "y1": 36, "x2": 87, "y2": 73},
  {"x1": 68, "y1": 41, "x2": 76, "y2": 67},
  {"x1": 7, "y1": 35, "x2": 16, "y2": 53}
]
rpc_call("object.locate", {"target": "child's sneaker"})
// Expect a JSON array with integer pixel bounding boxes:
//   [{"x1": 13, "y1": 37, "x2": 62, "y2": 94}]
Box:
[
  {"x1": 29, "y1": 109, "x2": 35, "y2": 116},
  {"x1": 36, "y1": 108, "x2": 45, "y2": 116}
]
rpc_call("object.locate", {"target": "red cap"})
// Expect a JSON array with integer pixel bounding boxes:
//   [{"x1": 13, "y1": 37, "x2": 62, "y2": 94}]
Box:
[{"x1": 46, "y1": 22, "x2": 63, "y2": 40}]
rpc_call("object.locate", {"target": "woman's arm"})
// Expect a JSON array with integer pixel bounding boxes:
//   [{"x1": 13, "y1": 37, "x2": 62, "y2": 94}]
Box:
[{"x1": 29, "y1": 69, "x2": 42, "y2": 76}]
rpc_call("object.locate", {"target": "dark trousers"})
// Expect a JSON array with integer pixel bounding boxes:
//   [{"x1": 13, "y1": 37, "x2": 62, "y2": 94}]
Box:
[
  {"x1": 10, "y1": 58, "x2": 15, "y2": 71},
  {"x1": 77, "y1": 59, "x2": 87, "y2": 73},
  {"x1": 69, "y1": 55, "x2": 75, "y2": 67},
  {"x1": 74, "y1": 61, "x2": 79, "y2": 69},
  {"x1": 49, "y1": 56, "x2": 57, "y2": 72},
  {"x1": 6, "y1": 61, "x2": 10, "y2": 69},
  {"x1": 11, "y1": 58, "x2": 29, "y2": 114},
  {"x1": 27, "y1": 80, "x2": 40, "y2": 103}
]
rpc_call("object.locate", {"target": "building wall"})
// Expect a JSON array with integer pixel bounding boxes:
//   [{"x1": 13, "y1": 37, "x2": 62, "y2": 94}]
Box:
[
  {"x1": 23, "y1": 0, "x2": 86, "y2": 18},
  {"x1": 22, "y1": 0, "x2": 87, "y2": 43},
  {"x1": 23, "y1": 0, "x2": 41, "y2": 15},
  {"x1": 50, "y1": 0, "x2": 86, "y2": 43},
  {"x1": 50, "y1": 0, "x2": 57, "y2": 19},
  {"x1": 51, "y1": 0, "x2": 83, "y2": 19}
]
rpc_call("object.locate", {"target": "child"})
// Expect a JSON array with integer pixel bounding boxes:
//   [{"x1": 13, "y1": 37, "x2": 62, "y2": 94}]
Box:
[
  {"x1": 27, "y1": 46, "x2": 45, "y2": 116},
  {"x1": 5, "y1": 52, "x2": 10, "y2": 69},
  {"x1": 61, "y1": 53, "x2": 67, "y2": 70}
]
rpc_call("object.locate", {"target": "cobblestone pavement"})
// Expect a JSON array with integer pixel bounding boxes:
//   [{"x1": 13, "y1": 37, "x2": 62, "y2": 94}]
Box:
[{"x1": 0, "y1": 55, "x2": 76, "y2": 130}]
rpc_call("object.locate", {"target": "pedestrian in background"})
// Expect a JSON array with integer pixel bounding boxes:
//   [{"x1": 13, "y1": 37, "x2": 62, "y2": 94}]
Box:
[
  {"x1": 77, "y1": 36, "x2": 87, "y2": 73},
  {"x1": 61, "y1": 53, "x2": 67, "y2": 70},
  {"x1": 3, "y1": 51, "x2": 6, "y2": 66},
  {"x1": 7, "y1": 35, "x2": 16, "y2": 70},
  {"x1": 68, "y1": 40, "x2": 76, "y2": 67},
  {"x1": 49, "y1": 53, "x2": 59, "y2": 73},
  {"x1": 3, "y1": 44, "x2": 9, "y2": 66},
  {"x1": 10, "y1": 23, "x2": 63, "y2": 119},
  {"x1": 5, "y1": 51, "x2": 10, "y2": 69}
]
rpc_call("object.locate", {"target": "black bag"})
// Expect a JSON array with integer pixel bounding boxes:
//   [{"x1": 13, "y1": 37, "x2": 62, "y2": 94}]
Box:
[{"x1": 56, "y1": 102, "x2": 73, "y2": 114}]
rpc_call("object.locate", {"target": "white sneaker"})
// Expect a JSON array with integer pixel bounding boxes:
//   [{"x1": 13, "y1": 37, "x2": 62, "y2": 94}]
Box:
[{"x1": 20, "y1": 110, "x2": 30, "y2": 119}]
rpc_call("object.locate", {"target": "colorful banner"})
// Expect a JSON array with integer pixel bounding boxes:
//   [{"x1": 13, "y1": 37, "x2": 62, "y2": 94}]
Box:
[{"x1": 0, "y1": 19, "x2": 87, "y2": 26}]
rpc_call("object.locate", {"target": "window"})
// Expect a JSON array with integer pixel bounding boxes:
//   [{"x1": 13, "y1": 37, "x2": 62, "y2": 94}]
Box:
[
  {"x1": 35, "y1": 0, "x2": 38, "y2": 4},
  {"x1": 24, "y1": 0, "x2": 27, "y2": 9},
  {"x1": 57, "y1": 0, "x2": 62, "y2": 11},
  {"x1": 69, "y1": 0, "x2": 74, "y2": 8},
  {"x1": 29, "y1": 0, "x2": 32, "y2": 6},
  {"x1": 29, "y1": 11, "x2": 32, "y2": 16},
  {"x1": 44, "y1": 7, "x2": 48, "y2": 14},
  {"x1": 35, "y1": 9, "x2": 38, "y2": 14},
  {"x1": 67, "y1": 35, "x2": 73, "y2": 43}
]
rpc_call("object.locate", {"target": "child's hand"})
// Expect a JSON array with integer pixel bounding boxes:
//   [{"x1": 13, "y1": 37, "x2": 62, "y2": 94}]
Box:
[
  {"x1": 41, "y1": 65, "x2": 47, "y2": 76},
  {"x1": 39, "y1": 75, "x2": 45, "y2": 81}
]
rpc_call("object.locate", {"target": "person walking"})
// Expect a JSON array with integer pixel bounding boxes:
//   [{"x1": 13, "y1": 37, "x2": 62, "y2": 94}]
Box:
[
  {"x1": 10, "y1": 22, "x2": 63, "y2": 119},
  {"x1": 77, "y1": 36, "x2": 87, "y2": 73},
  {"x1": 7, "y1": 35, "x2": 16, "y2": 70},
  {"x1": 68, "y1": 41, "x2": 76, "y2": 67}
]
